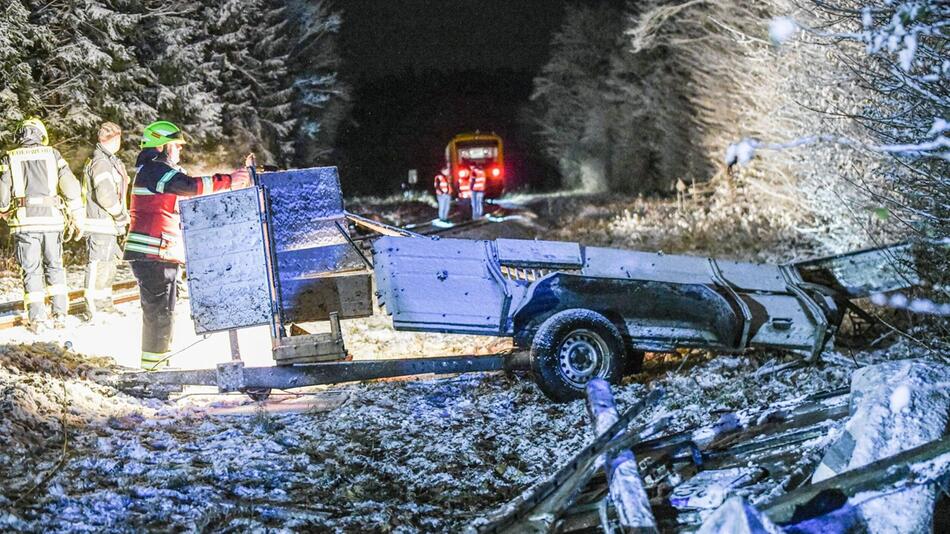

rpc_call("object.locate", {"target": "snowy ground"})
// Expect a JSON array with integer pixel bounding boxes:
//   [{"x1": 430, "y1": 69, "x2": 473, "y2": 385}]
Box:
[{"x1": 0, "y1": 191, "x2": 942, "y2": 532}]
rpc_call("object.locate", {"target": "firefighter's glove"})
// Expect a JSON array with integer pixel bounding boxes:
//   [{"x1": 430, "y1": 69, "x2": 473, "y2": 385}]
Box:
[
  {"x1": 65, "y1": 212, "x2": 84, "y2": 242},
  {"x1": 230, "y1": 168, "x2": 251, "y2": 190},
  {"x1": 114, "y1": 210, "x2": 130, "y2": 228}
]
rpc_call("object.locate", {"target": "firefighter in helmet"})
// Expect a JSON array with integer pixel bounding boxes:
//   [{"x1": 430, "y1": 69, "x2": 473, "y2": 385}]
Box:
[
  {"x1": 433, "y1": 166, "x2": 452, "y2": 227},
  {"x1": 82, "y1": 122, "x2": 131, "y2": 320},
  {"x1": 0, "y1": 118, "x2": 84, "y2": 332},
  {"x1": 124, "y1": 120, "x2": 250, "y2": 370}
]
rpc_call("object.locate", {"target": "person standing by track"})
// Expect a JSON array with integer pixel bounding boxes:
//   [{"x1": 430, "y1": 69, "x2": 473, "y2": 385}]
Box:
[{"x1": 124, "y1": 120, "x2": 250, "y2": 369}]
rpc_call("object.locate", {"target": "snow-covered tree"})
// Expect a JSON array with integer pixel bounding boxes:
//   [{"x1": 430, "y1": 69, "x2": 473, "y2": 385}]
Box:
[{"x1": 532, "y1": 4, "x2": 624, "y2": 193}]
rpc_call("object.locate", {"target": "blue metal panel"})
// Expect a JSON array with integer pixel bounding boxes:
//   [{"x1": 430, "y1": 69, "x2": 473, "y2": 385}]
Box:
[
  {"x1": 372, "y1": 236, "x2": 511, "y2": 334},
  {"x1": 259, "y1": 167, "x2": 370, "y2": 323}
]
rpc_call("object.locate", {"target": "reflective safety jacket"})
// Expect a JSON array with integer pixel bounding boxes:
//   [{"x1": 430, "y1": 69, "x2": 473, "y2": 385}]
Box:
[
  {"x1": 0, "y1": 143, "x2": 82, "y2": 233},
  {"x1": 123, "y1": 149, "x2": 235, "y2": 264},
  {"x1": 457, "y1": 175, "x2": 471, "y2": 199},
  {"x1": 434, "y1": 173, "x2": 451, "y2": 195},
  {"x1": 471, "y1": 168, "x2": 487, "y2": 193},
  {"x1": 83, "y1": 144, "x2": 130, "y2": 235}
]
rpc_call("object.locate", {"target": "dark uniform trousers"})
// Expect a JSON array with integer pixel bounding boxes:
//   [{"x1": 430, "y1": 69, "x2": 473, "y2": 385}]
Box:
[
  {"x1": 15, "y1": 231, "x2": 68, "y2": 322},
  {"x1": 130, "y1": 260, "x2": 179, "y2": 368}
]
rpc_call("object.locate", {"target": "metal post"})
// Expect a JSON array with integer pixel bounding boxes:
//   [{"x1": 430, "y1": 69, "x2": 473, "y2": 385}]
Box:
[{"x1": 229, "y1": 329, "x2": 241, "y2": 361}]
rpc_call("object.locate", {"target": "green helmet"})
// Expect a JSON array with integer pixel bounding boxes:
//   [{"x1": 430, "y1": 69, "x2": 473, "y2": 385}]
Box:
[
  {"x1": 140, "y1": 120, "x2": 187, "y2": 149},
  {"x1": 19, "y1": 117, "x2": 49, "y2": 146}
]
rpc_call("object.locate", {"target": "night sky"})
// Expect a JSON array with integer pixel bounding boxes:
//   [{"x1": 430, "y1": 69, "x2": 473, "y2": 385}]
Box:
[
  {"x1": 338, "y1": 0, "x2": 565, "y2": 79},
  {"x1": 335, "y1": 0, "x2": 566, "y2": 194}
]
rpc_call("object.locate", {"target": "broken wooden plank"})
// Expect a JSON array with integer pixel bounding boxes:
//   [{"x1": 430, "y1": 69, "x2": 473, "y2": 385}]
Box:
[{"x1": 585, "y1": 379, "x2": 658, "y2": 533}]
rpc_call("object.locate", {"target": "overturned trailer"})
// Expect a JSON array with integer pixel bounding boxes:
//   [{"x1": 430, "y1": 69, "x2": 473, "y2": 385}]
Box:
[{"x1": 115, "y1": 166, "x2": 926, "y2": 401}]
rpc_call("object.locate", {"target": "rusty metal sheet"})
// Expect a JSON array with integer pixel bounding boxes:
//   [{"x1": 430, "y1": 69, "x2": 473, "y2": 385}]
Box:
[{"x1": 180, "y1": 188, "x2": 271, "y2": 333}]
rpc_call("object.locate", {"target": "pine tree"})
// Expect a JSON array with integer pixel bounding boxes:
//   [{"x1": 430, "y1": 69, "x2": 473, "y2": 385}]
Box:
[{"x1": 531, "y1": 4, "x2": 624, "y2": 192}]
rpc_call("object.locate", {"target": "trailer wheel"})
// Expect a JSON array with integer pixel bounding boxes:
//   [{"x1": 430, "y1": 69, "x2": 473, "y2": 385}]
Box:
[{"x1": 531, "y1": 309, "x2": 624, "y2": 402}]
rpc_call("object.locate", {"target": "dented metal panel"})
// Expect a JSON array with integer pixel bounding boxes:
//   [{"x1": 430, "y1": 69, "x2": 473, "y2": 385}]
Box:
[
  {"x1": 259, "y1": 167, "x2": 370, "y2": 323},
  {"x1": 181, "y1": 188, "x2": 271, "y2": 333},
  {"x1": 744, "y1": 293, "x2": 819, "y2": 352},
  {"x1": 583, "y1": 247, "x2": 714, "y2": 285},
  {"x1": 373, "y1": 236, "x2": 510, "y2": 334}
]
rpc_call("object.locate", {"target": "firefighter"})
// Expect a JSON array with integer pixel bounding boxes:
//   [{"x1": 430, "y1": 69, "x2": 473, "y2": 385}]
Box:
[
  {"x1": 470, "y1": 165, "x2": 487, "y2": 220},
  {"x1": 0, "y1": 118, "x2": 84, "y2": 332},
  {"x1": 433, "y1": 166, "x2": 452, "y2": 227},
  {"x1": 82, "y1": 122, "x2": 130, "y2": 320},
  {"x1": 124, "y1": 120, "x2": 250, "y2": 370}
]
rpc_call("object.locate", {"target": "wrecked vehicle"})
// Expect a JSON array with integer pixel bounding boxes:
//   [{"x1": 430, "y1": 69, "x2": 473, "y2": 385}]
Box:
[{"x1": 115, "y1": 166, "x2": 927, "y2": 402}]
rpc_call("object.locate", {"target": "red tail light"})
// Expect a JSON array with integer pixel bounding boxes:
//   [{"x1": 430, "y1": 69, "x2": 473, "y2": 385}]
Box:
[
  {"x1": 458, "y1": 168, "x2": 470, "y2": 179},
  {"x1": 490, "y1": 166, "x2": 502, "y2": 178}
]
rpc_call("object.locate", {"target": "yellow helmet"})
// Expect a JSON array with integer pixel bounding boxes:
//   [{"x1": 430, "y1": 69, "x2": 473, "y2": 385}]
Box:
[{"x1": 18, "y1": 117, "x2": 49, "y2": 146}]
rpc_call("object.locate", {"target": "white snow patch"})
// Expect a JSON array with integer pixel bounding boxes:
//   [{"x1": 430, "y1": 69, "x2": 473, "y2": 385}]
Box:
[{"x1": 769, "y1": 17, "x2": 799, "y2": 45}]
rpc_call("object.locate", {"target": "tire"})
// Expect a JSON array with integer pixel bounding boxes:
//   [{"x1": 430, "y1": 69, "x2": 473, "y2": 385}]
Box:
[{"x1": 530, "y1": 309, "x2": 624, "y2": 402}]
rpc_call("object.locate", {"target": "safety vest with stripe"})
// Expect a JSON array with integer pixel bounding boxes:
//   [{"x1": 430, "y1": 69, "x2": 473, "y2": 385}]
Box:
[
  {"x1": 0, "y1": 145, "x2": 83, "y2": 233},
  {"x1": 82, "y1": 145, "x2": 130, "y2": 235},
  {"x1": 457, "y1": 174, "x2": 471, "y2": 199},
  {"x1": 471, "y1": 169, "x2": 487, "y2": 193},
  {"x1": 434, "y1": 174, "x2": 451, "y2": 195},
  {"x1": 124, "y1": 148, "x2": 235, "y2": 264}
]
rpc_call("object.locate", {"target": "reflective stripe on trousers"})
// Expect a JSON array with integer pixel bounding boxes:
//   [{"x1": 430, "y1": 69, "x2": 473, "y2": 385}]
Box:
[
  {"x1": 14, "y1": 231, "x2": 67, "y2": 321},
  {"x1": 141, "y1": 351, "x2": 171, "y2": 370}
]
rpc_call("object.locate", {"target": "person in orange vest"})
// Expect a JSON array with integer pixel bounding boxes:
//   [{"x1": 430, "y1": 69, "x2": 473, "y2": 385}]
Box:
[
  {"x1": 470, "y1": 165, "x2": 487, "y2": 220},
  {"x1": 123, "y1": 120, "x2": 250, "y2": 370},
  {"x1": 433, "y1": 166, "x2": 452, "y2": 227}
]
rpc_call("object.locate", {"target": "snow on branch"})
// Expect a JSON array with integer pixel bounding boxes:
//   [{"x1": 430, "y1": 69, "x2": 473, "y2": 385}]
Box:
[{"x1": 725, "y1": 132, "x2": 950, "y2": 167}]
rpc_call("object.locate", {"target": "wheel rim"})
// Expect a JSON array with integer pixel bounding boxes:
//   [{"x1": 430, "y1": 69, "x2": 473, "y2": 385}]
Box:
[{"x1": 557, "y1": 329, "x2": 610, "y2": 388}]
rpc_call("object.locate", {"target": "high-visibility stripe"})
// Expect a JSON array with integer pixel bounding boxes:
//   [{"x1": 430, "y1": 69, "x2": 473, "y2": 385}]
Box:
[
  {"x1": 24, "y1": 291, "x2": 46, "y2": 305},
  {"x1": 7, "y1": 215, "x2": 65, "y2": 228},
  {"x1": 8, "y1": 148, "x2": 56, "y2": 197},
  {"x1": 127, "y1": 232, "x2": 162, "y2": 245},
  {"x1": 201, "y1": 176, "x2": 213, "y2": 195},
  {"x1": 92, "y1": 172, "x2": 114, "y2": 186},
  {"x1": 155, "y1": 169, "x2": 178, "y2": 193},
  {"x1": 124, "y1": 242, "x2": 162, "y2": 255},
  {"x1": 83, "y1": 218, "x2": 120, "y2": 234},
  {"x1": 85, "y1": 262, "x2": 97, "y2": 316},
  {"x1": 10, "y1": 224, "x2": 64, "y2": 234},
  {"x1": 141, "y1": 352, "x2": 170, "y2": 370},
  {"x1": 132, "y1": 187, "x2": 155, "y2": 196},
  {"x1": 47, "y1": 284, "x2": 68, "y2": 297}
]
